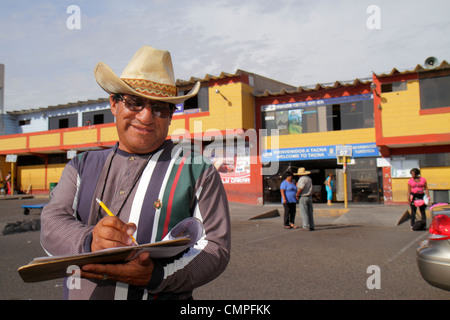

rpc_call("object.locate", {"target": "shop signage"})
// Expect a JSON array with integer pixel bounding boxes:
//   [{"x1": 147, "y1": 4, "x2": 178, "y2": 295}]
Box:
[
  {"x1": 6, "y1": 154, "x2": 17, "y2": 162},
  {"x1": 262, "y1": 143, "x2": 379, "y2": 162},
  {"x1": 336, "y1": 145, "x2": 353, "y2": 157}
]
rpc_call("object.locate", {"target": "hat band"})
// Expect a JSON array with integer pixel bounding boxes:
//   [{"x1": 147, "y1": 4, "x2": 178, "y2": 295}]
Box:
[{"x1": 122, "y1": 78, "x2": 178, "y2": 98}]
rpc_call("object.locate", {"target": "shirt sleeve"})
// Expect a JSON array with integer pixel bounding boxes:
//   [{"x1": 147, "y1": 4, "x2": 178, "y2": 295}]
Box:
[
  {"x1": 297, "y1": 177, "x2": 306, "y2": 189},
  {"x1": 407, "y1": 178, "x2": 413, "y2": 187},
  {"x1": 421, "y1": 177, "x2": 427, "y2": 186},
  {"x1": 40, "y1": 162, "x2": 94, "y2": 256},
  {"x1": 147, "y1": 165, "x2": 231, "y2": 294}
]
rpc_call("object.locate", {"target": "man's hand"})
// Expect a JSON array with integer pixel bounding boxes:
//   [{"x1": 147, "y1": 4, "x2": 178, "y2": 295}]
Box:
[
  {"x1": 81, "y1": 251, "x2": 154, "y2": 287},
  {"x1": 91, "y1": 216, "x2": 137, "y2": 252},
  {"x1": 84, "y1": 217, "x2": 154, "y2": 286}
]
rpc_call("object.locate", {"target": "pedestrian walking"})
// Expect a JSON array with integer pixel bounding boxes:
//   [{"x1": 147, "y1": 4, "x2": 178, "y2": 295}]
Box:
[{"x1": 407, "y1": 168, "x2": 431, "y2": 230}]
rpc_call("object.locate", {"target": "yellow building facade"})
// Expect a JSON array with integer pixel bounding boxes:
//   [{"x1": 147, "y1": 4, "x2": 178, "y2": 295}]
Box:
[
  {"x1": 0, "y1": 70, "x2": 291, "y2": 203},
  {"x1": 1, "y1": 62, "x2": 449, "y2": 205},
  {"x1": 373, "y1": 61, "x2": 450, "y2": 204}
]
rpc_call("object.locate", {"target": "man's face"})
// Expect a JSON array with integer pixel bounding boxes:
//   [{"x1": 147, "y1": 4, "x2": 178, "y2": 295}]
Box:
[{"x1": 110, "y1": 94, "x2": 173, "y2": 154}]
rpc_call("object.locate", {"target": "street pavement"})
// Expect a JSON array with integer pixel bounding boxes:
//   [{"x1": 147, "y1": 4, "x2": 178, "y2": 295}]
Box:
[
  {"x1": 0, "y1": 194, "x2": 412, "y2": 232},
  {"x1": 1, "y1": 195, "x2": 447, "y2": 301},
  {"x1": 228, "y1": 199, "x2": 411, "y2": 228},
  {"x1": 0, "y1": 195, "x2": 414, "y2": 243}
]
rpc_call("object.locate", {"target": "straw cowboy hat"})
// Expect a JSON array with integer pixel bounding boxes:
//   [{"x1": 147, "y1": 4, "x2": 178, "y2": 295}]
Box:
[
  {"x1": 94, "y1": 45, "x2": 200, "y2": 104},
  {"x1": 294, "y1": 167, "x2": 311, "y2": 175}
]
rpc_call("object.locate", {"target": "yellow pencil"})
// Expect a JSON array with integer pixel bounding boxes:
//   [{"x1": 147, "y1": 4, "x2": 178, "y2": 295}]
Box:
[
  {"x1": 96, "y1": 198, "x2": 114, "y2": 216},
  {"x1": 96, "y1": 198, "x2": 138, "y2": 245}
]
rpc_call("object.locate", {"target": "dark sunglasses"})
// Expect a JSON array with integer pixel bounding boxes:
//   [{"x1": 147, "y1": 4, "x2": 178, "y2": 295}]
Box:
[{"x1": 115, "y1": 94, "x2": 175, "y2": 118}]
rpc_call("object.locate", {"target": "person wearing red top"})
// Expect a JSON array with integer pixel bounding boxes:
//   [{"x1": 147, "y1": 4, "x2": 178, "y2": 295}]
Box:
[{"x1": 407, "y1": 168, "x2": 431, "y2": 230}]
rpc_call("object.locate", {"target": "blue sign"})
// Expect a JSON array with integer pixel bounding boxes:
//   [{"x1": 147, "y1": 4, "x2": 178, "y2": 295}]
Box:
[
  {"x1": 262, "y1": 143, "x2": 380, "y2": 162},
  {"x1": 174, "y1": 103, "x2": 184, "y2": 115}
]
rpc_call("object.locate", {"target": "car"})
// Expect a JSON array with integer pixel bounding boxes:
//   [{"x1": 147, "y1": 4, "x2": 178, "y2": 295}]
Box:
[{"x1": 416, "y1": 204, "x2": 450, "y2": 291}]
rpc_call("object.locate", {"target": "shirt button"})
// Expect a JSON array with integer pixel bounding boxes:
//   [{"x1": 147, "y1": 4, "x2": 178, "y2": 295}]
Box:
[
  {"x1": 119, "y1": 190, "x2": 125, "y2": 195},
  {"x1": 129, "y1": 156, "x2": 135, "y2": 161}
]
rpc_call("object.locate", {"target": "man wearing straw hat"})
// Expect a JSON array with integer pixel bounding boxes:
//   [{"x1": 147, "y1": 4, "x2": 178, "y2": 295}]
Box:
[
  {"x1": 40, "y1": 46, "x2": 231, "y2": 300},
  {"x1": 295, "y1": 167, "x2": 315, "y2": 231}
]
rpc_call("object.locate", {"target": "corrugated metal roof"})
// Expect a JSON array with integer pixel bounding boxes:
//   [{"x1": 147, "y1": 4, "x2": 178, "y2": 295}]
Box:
[
  {"x1": 175, "y1": 69, "x2": 295, "y2": 89},
  {"x1": 256, "y1": 59, "x2": 450, "y2": 97},
  {"x1": 7, "y1": 98, "x2": 109, "y2": 115},
  {"x1": 176, "y1": 71, "x2": 239, "y2": 86},
  {"x1": 8, "y1": 70, "x2": 258, "y2": 115},
  {"x1": 373, "y1": 59, "x2": 450, "y2": 77},
  {"x1": 255, "y1": 77, "x2": 373, "y2": 97},
  {"x1": 8, "y1": 61, "x2": 449, "y2": 113}
]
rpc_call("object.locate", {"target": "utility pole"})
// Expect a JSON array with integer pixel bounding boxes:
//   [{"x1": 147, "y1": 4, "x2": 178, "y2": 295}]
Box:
[{"x1": 336, "y1": 144, "x2": 352, "y2": 209}]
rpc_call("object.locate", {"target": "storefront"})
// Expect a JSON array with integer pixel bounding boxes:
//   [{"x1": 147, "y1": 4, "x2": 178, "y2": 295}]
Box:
[
  {"x1": 261, "y1": 144, "x2": 382, "y2": 204},
  {"x1": 256, "y1": 80, "x2": 383, "y2": 204}
]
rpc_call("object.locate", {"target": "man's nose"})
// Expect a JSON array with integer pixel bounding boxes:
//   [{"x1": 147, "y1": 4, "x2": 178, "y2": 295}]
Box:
[{"x1": 135, "y1": 106, "x2": 155, "y2": 125}]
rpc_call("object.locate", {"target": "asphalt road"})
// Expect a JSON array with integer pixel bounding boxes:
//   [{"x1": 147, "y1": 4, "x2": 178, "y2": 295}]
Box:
[{"x1": 1, "y1": 197, "x2": 450, "y2": 300}]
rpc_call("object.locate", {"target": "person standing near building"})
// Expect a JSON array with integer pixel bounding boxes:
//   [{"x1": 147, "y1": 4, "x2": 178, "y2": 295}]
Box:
[
  {"x1": 295, "y1": 168, "x2": 314, "y2": 231},
  {"x1": 5, "y1": 171, "x2": 11, "y2": 195},
  {"x1": 325, "y1": 172, "x2": 334, "y2": 205},
  {"x1": 280, "y1": 172, "x2": 298, "y2": 229},
  {"x1": 407, "y1": 168, "x2": 431, "y2": 230}
]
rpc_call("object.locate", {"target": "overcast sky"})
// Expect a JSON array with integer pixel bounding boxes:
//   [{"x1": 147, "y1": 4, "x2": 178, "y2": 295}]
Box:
[{"x1": 1, "y1": 0, "x2": 450, "y2": 112}]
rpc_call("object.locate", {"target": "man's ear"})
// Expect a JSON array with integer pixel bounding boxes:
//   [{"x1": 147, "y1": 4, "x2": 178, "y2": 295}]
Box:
[{"x1": 110, "y1": 95, "x2": 117, "y2": 116}]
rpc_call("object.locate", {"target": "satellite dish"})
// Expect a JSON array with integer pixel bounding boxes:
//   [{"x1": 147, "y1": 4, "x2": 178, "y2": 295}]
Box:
[{"x1": 424, "y1": 57, "x2": 439, "y2": 69}]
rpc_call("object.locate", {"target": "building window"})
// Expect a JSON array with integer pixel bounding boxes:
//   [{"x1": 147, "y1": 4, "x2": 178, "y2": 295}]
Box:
[
  {"x1": 93, "y1": 114, "x2": 104, "y2": 125},
  {"x1": 82, "y1": 110, "x2": 115, "y2": 126},
  {"x1": 381, "y1": 81, "x2": 407, "y2": 93},
  {"x1": 262, "y1": 111, "x2": 276, "y2": 132},
  {"x1": 302, "y1": 107, "x2": 318, "y2": 133},
  {"x1": 328, "y1": 104, "x2": 341, "y2": 131},
  {"x1": 19, "y1": 119, "x2": 31, "y2": 126},
  {"x1": 261, "y1": 97, "x2": 374, "y2": 134},
  {"x1": 288, "y1": 109, "x2": 302, "y2": 134},
  {"x1": 59, "y1": 118, "x2": 69, "y2": 128},
  {"x1": 276, "y1": 110, "x2": 289, "y2": 135},
  {"x1": 325, "y1": 101, "x2": 374, "y2": 131},
  {"x1": 390, "y1": 158, "x2": 420, "y2": 178},
  {"x1": 419, "y1": 74, "x2": 450, "y2": 110},
  {"x1": 401, "y1": 153, "x2": 450, "y2": 167},
  {"x1": 49, "y1": 114, "x2": 78, "y2": 130},
  {"x1": 180, "y1": 87, "x2": 209, "y2": 112},
  {"x1": 340, "y1": 100, "x2": 374, "y2": 130}
]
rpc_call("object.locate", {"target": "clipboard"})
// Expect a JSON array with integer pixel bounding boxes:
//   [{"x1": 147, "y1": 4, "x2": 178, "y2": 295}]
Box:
[
  {"x1": 18, "y1": 238, "x2": 190, "y2": 283},
  {"x1": 18, "y1": 217, "x2": 205, "y2": 283}
]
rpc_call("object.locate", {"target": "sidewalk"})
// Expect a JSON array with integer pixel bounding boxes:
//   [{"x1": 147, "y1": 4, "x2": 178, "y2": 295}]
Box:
[
  {"x1": 0, "y1": 194, "x2": 414, "y2": 229},
  {"x1": 0, "y1": 194, "x2": 34, "y2": 200},
  {"x1": 228, "y1": 201, "x2": 412, "y2": 228}
]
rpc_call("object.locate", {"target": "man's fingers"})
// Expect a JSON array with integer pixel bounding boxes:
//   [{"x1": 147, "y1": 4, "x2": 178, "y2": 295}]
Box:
[
  {"x1": 137, "y1": 251, "x2": 151, "y2": 266},
  {"x1": 92, "y1": 217, "x2": 137, "y2": 251},
  {"x1": 81, "y1": 254, "x2": 154, "y2": 286},
  {"x1": 122, "y1": 222, "x2": 137, "y2": 238}
]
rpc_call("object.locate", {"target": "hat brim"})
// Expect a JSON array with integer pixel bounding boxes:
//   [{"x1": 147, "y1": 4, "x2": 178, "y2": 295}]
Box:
[
  {"x1": 294, "y1": 172, "x2": 311, "y2": 175},
  {"x1": 94, "y1": 62, "x2": 200, "y2": 105}
]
